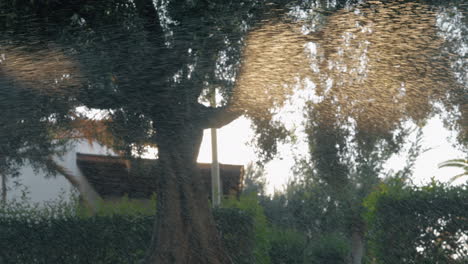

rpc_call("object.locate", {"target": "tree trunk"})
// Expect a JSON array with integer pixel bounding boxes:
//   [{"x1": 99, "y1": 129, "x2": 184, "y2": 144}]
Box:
[
  {"x1": 144, "y1": 126, "x2": 232, "y2": 264},
  {"x1": 350, "y1": 230, "x2": 365, "y2": 264},
  {"x1": 46, "y1": 158, "x2": 102, "y2": 212}
]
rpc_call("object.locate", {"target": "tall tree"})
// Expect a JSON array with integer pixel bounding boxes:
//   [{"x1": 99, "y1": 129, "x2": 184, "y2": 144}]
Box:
[
  {"x1": 0, "y1": 1, "x2": 306, "y2": 263},
  {"x1": 2, "y1": 1, "x2": 464, "y2": 263},
  {"x1": 246, "y1": 1, "x2": 465, "y2": 263},
  {"x1": 296, "y1": 1, "x2": 465, "y2": 263}
]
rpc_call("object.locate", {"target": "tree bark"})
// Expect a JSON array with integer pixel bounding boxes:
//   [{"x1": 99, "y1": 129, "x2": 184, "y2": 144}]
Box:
[
  {"x1": 46, "y1": 157, "x2": 102, "y2": 212},
  {"x1": 144, "y1": 126, "x2": 232, "y2": 264},
  {"x1": 350, "y1": 230, "x2": 365, "y2": 264}
]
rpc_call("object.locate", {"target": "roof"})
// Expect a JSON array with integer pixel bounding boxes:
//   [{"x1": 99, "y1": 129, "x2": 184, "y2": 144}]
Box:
[{"x1": 76, "y1": 153, "x2": 244, "y2": 199}]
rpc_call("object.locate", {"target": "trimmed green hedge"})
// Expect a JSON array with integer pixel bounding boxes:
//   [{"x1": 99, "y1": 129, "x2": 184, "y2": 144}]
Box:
[
  {"x1": 0, "y1": 207, "x2": 254, "y2": 264},
  {"x1": 222, "y1": 193, "x2": 272, "y2": 264},
  {"x1": 269, "y1": 228, "x2": 306, "y2": 264},
  {"x1": 364, "y1": 181, "x2": 468, "y2": 264}
]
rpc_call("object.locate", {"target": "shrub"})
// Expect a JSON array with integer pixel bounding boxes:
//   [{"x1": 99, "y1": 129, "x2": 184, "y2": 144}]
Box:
[
  {"x1": 363, "y1": 180, "x2": 468, "y2": 263},
  {"x1": 303, "y1": 232, "x2": 350, "y2": 264},
  {"x1": 222, "y1": 193, "x2": 272, "y2": 264},
  {"x1": 76, "y1": 193, "x2": 157, "y2": 217},
  {"x1": 268, "y1": 228, "x2": 306, "y2": 264},
  {"x1": 0, "y1": 213, "x2": 153, "y2": 263},
  {"x1": 0, "y1": 196, "x2": 255, "y2": 264},
  {"x1": 214, "y1": 208, "x2": 255, "y2": 264}
]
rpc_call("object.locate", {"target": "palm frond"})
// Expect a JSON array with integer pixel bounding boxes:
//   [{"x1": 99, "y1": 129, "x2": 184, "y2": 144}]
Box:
[{"x1": 438, "y1": 159, "x2": 468, "y2": 183}]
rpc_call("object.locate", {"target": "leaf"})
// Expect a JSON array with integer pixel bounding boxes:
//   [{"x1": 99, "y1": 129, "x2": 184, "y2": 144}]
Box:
[{"x1": 438, "y1": 159, "x2": 468, "y2": 183}]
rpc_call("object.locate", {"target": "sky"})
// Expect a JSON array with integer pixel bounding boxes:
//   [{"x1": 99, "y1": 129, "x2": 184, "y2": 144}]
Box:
[{"x1": 197, "y1": 114, "x2": 466, "y2": 195}]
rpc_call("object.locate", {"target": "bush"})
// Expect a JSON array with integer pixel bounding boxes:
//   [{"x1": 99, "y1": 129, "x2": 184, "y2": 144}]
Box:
[
  {"x1": 0, "y1": 214, "x2": 153, "y2": 264},
  {"x1": 214, "y1": 208, "x2": 255, "y2": 264},
  {"x1": 77, "y1": 193, "x2": 158, "y2": 217},
  {"x1": 303, "y1": 232, "x2": 350, "y2": 264},
  {"x1": 364, "y1": 180, "x2": 468, "y2": 263},
  {"x1": 269, "y1": 228, "x2": 306, "y2": 264},
  {"x1": 222, "y1": 193, "x2": 272, "y2": 264},
  {"x1": 0, "y1": 197, "x2": 255, "y2": 264}
]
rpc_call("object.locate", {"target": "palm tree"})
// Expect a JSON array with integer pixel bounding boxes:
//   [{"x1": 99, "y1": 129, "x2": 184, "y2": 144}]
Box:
[{"x1": 438, "y1": 159, "x2": 468, "y2": 183}]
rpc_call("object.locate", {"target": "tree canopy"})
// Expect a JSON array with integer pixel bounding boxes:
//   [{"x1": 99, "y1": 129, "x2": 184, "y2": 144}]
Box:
[{"x1": 0, "y1": 0, "x2": 466, "y2": 263}]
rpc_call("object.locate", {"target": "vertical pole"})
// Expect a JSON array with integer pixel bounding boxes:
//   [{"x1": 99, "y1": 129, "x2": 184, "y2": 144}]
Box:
[
  {"x1": 1, "y1": 172, "x2": 6, "y2": 205},
  {"x1": 210, "y1": 88, "x2": 221, "y2": 207}
]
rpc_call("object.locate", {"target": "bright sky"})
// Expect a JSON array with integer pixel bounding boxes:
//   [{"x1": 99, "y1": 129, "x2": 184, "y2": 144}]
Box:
[
  {"x1": 198, "y1": 115, "x2": 466, "y2": 195},
  {"x1": 77, "y1": 99, "x2": 466, "y2": 195}
]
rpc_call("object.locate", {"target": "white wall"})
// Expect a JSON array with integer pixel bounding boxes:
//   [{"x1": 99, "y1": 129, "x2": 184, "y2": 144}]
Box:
[{"x1": 5, "y1": 139, "x2": 115, "y2": 204}]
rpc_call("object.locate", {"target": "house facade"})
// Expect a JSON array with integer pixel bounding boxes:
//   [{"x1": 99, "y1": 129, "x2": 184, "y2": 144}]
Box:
[
  {"x1": 2, "y1": 139, "x2": 113, "y2": 204},
  {"x1": 77, "y1": 153, "x2": 244, "y2": 201},
  {"x1": 3, "y1": 139, "x2": 244, "y2": 208}
]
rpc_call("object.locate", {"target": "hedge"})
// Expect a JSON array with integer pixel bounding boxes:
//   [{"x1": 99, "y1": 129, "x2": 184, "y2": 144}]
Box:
[
  {"x1": 0, "y1": 204, "x2": 254, "y2": 264},
  {"x1": 364, "y1": 181, "x2": 468, "y2": 264}
]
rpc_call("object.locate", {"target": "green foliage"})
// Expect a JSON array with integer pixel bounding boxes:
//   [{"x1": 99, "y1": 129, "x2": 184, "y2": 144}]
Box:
[
  {"x1": 1, "y1": 193, "x2": 330, "y2": 264},
  {"x1": 0, "y1": 197, "x2": 255, "y2": 264},
  {"x1": 0, "y1": 213, "x2": 153, "y2": 263},
  {"x1": 268, "y1": 228, "x2": 307, "y2": 264},
  {"x1": 223, "y1": 193, "x2": 272, "y2": 264},
  {"x1": 364, "y1": 180, "x2": 468, "y2": 263},
  {"x1": 439, "y1": 158, "x2": 468, "y2": 183},
  {"x1": 213, "y1": 208, "x2": 256, "y2": 264},
  {"x1": 242, "y1": 162, "x2": 268, "y2": 196},
  {"x1": 223, "y1": 193, "x2": 317, "y2": 264},
  {"x1": 0, "y1": 191, "x2": 76, "y2": 220},
  {"x1": 77, "y1": 193, "x2": 157, "y2": 218},
  {"x1": 303, "y1": 233, "x2": 350, "y2": 264}
]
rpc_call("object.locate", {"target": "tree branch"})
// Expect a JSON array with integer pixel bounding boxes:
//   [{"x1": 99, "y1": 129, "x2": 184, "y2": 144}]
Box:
[
  {"x1": 45, "y1": 157, "x2": 102, "y2": 213},
  {"x1": 196, "y1": 103, "x2": 244, "y2": 129}
]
